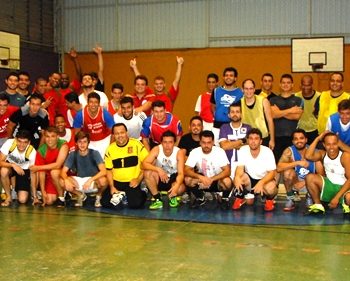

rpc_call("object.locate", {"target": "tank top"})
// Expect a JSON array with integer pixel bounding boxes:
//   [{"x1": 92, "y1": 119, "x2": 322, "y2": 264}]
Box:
[{"x1": 323, "y1": 151, "x2": 346, "y2": 185}]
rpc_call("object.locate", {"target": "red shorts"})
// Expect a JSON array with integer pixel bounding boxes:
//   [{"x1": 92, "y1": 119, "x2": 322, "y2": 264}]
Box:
[{"x1": 45, "y1": 174, "x2": 58, "y2": 195}]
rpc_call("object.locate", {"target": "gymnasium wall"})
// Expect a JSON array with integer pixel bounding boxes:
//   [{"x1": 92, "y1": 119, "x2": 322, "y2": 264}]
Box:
[{"x1": 64, "y1": 45, "x2": 350, "y2": 127}]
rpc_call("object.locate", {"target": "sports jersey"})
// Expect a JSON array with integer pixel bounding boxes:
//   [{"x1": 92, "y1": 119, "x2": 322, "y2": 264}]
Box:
[
  {"x1": 73, "y1": 106, "x2": 114, "y2": 141},
  {"x1": 104, "y1": 138, "x2": 148, "y2": 182},
  {"x1": 156, "y1": 145, "x2": 179, "y2": 176},
  {"x1": 289, "y1": 145, "x2": 315, "y2": 179},
  {"x1": 113, "y1": 111, "x2": 146, "y2": 140},
  {"x1": 35, "y1": 139, "x2": 67, "y2": 168},
  {"x1": 141, "y1": 113, "x2": 183, "y2": 144},
  {"x1": 44, "y1": 88, "x2": 63, "y2": 125},
  {"x1": 130, "y1": 89, "x2": 156, "y2": 116},
  {"x1": 317, "y1": 91, "x2": 350, "y2": 134},
  {"x1": 186, "y1": 146, "x2": 229, "y2": 177},
  {"x1": 67, "y1": 109, "x2": 78, "y2": 128},
  {"x1": 0, "y1": 138, "x2": 36, "y2": 169},
  {"x1": 195, "y1": 92, "x2": 214, "y2": 123},
  {"x1": 0, "y1": 105, "x2": 18, "y2": 138},
  {"x1": 327, "y1": 112, "x2": 350, "y2": 145},
  {"x1": 107, "y1": 100, "x2": 120, "y2": 116},
  {"x1": 241, "y1": 95, "x2": 269, "y2": 138},
  {"x1": 211, "y1": 86, "x2": 243, "y2": 126},
  {"x1": 323, "y1": 151, "x2": 346, "y2": 185},
  {"x1": 79, "y1": 90, "x2": 109, "y2": 108},
  {"x1": 154, "y1": 85, "x2": 179, "y2": 112},
  {"x1": 237, "y1": 145, "x2": 276, "y2": 180},
  {"x1": 58, "y1": 128, "x2": 76, "y2": 152},
  {"x1": 295, "y1": 90, "x2": 320, "y2": 133}
]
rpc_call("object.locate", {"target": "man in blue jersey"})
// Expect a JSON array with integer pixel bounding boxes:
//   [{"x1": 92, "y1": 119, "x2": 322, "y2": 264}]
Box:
[
  {"x1": 210, "y1": 67, "x2": 243, "y2": 142},
  {"x1": 326, "y1": 99, "x2": 350, "y2": 146},
  {"x1": 277, "y1": 129, "x2": 323, "y2": 211}
]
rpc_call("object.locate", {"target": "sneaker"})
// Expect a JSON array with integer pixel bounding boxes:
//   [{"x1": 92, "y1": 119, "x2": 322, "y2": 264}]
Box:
[
  {"x1": 305, "y1": 193, "x2": 313, "y2": 208},
  {"x1": 55, "y1": 198, "x2": 65, "y2": 208},
  {"x1": 232, "y1": 198, "x2": 246, "y2": 210},
  {"x1": 181, "y1": 193, "x2": 190, "y2": 204},
  {"x1": 74, "y1": 193, "x2": 87, "y2": 207},
  {"x1": 306, "y1": 204, "x2": 325, "y2": 215},
  {"x1": 264, "y1": 199, "x2": 275, "y2": 211},
  {"x1": 283, "y1": 198, "x2": 295, "y2": 212},
  {"x1": 190, "y1": 197, "x2": 206, "y2": 209},
  {"x1": 94, "y1": 195, "x2": 102, "y2": 208},
  {"x1": 169, "y1": 197, "x2": 179, "y2": 208},
  {"x1": 110, "y1": 191, "x2": 126, "y2": 206},
  {"x1": 293, "y1": 190, "x2": 301, "y2": 202},
  {"x1": 342, "y1": 203, "x2": 350, "y2": 214},
  {"x1": 220, "y1": 198, "x2": 230, "y2": 210},
  {"x1": 149, "y1": 199, "x2": 163, "y2": 210},
  {"x1": 204, "y1": 192, "x2": 214, "y2": 201},
  {"x1": 244, "y1": 193, "x2": 255, "y2": 205}
]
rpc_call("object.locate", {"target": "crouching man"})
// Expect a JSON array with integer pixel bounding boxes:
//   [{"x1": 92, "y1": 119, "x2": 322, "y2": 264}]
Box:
[
  {"x1": 0, "y1": 130, "x2": 36, "y2": 206},
  {"x1": 61, "y1": 131, "x2": 108, "y2": 208},
  {"x1": 142, "y1": 130, "x2": 186, "y2": 209},
  {"x1": 101, "y1": 123, "x2": 149, "y2": 209}
]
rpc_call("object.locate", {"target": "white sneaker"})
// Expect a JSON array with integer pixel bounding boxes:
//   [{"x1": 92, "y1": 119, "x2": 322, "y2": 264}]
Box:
[
  {"x1": 94, "y1": 195, "x2": 102, "y2": 208},
  {"x1": 74, "y1": 193, "x2": 87, "y2": 207}
]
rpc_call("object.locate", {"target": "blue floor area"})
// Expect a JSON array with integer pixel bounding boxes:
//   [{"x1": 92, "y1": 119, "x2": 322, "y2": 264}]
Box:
[{"x1": 84, "y1": 196, "x2": 350, "y2": 226}]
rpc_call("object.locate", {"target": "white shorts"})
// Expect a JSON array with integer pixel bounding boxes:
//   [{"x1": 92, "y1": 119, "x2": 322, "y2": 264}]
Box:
[
  {"x1": 89, "y1": 135, "x2": 110, "y2": 158},
  {"x1": 72, "y1": 176, "x2": 98, "y2": 193}
]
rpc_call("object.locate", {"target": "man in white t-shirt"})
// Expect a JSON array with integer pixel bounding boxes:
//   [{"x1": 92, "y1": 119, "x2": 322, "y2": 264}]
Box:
[
  {"x1": 0, "y1": 130, "x2": 36, "y2": 206},
  {"x1": 184, "y1": 130, "x2": 232, "y2": 209},
  {"x1": 113, "y1": 96, "x2": 146, "y2": 140},
  {"x1": 79, "y1": 73, "x2": 108, "y2": 108},
  {"x1": 233, "y1": 128, "x2": 277, "y2": 211}
]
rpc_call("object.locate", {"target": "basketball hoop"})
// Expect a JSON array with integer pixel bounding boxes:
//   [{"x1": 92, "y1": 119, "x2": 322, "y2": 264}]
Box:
[{"x1": 311, "y1": 63, "x2": 324, "y2": 72}]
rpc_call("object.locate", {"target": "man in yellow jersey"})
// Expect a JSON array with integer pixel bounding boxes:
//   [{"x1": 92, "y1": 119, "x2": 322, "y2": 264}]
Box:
[
  {"x1": 316, "y1": 72, "x2": 349, "y2": 134},
  {"x1": 101, "y1": 123, "x2": 149, "y2": 209},
  {"x1": 254, "y1": 73, "x2": 277, "y2": 101},
  {"x1": 295, "y1": 75, "x2": 321, "y2": 144}
]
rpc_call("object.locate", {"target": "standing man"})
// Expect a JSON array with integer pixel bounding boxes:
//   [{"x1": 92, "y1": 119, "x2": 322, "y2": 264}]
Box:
[
  {"x1": 277, "y1": 129, "x2": 323, "y2": 211},
  {"x1": 17, "y1": 71, "x2": 31, "y2": 98},
  {"x1": 270, "y1": 74, "x2": 303, "y2": 162},
  {"x1": 184, "y1": 130, "x2": 232, "y2": 209},
  {"x1": 305, "y1": 132, "x2": 350, "y2": 215},
  {"x1": 295, "y1": 75, "x2": 321, "y2": 144},
  {"x1": 130, "y1": 56, "x2": 184, "y2": 113},
  {"x1": 255, "y1": 73, "x2": 277, "y2": 100},
  {"x1": 143, "y1": 131, "x2": 186, "y2": 209},
  {"x1": 141, "y1": 100, "x2": 182, "y2": 151},
  {"x1": 0, "y1": 130, "x2": 36, "y2": 206},
  {"x1": 44, "y1": 72, "x2": 62, "y2": 125},
  {"x1": 233, "y1": 128, "x2": 277, "y2": 211},
  {"x1": 194, "y1": 73, "x2": 219, "y2": 131},
  {"x1": 210, "y1": 67, "x2": 243, "y2": 142},
  {"x1": 107, "y1": 83, "x2": 124, "y2": 115},
  {"x1": 79, "y1": 73, "x2": 109, "y2": 108},
  {"x1": 219, "y1": 102, "x2": 251, "y2": 178},
  {"x1": 326, "y1": 99, "x2": 350, "y2": 146},
  {"x1": 61, "y1": 131, "x2": 107, "y2": 208},
  {"x1": 30, "y1": 127, "x2": 69, "y2": 207},
  {"x1": 7, "y1": 93, "x2": 49, "y2": 149},
  {"x1": 241, "y1": 79, "x2": 275, "y2": 149},
  {"x1": 102, "y1": 123, "x2": 149, "y2": 209},
  {"x1": 113, "y1": 96, "x2": 146, "y2": 140},
  {"x1": 0, "y1": 93, "x2": 18, "y2": 147},
  {"x1": 73, "y1": 92, "x2": 114, "y2": 158},
  {"x1": 1, "y1": 72, "x2": 26, "y2": 107},
  {"x1": 316, "y1": 72, "x2": 350, "y2": 134},
  {"x1": 178, "y1": 116, "x2": 203, "y2": 157}
]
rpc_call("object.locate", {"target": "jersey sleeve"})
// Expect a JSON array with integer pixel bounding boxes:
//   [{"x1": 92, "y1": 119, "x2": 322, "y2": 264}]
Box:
[
  {"x1": 73, "y1": 110, "x2": 83, "y2": 128},
  {"x1": 103, "y1": 109, "x2": 115, "y2": 129},
  {"x1": 104, "y1": 146, "x2": 113, "y2": 170},
  {"x1": 92, "y1": 149, "x2": 104, "y2": 165},
  {"x1": 169, "y1": 85, "x2": 179, "y2": 102},
  {"x1": 140, "y1": 117, "x2": 151, "y2": 138}
]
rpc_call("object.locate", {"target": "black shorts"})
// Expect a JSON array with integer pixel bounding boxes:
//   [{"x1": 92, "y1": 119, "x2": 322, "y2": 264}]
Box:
[
  {"x1": 248, "y1": 175, "x2": 260, "y2": 192},
  {"x1": 11, "y1": 168, "x2": 31, "y2": 192},
  {"x1": 158, "y1": 173, "x2": 177, "y2": 191},
  {"x1": 200, "y1": 180, "x2": 220, "y2": 192}
]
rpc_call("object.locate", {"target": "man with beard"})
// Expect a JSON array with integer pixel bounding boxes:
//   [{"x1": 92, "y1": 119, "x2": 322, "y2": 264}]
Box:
[
  {"x1": 233, "y1": 128, "x2": 277, "y2": 211},
  {"x1": 316, "y1": 72, "x2": 349, "y2": 134},
  {"x1": 178, "y1": 116, "x2": 203, "y2": 157},
  {"x1": 113, "y1": 96, "x2": 146, "y2": 140},
  {"x1": 17, "y1": 71, "x2": 31, "y2": 98},
  {"x1": 141, "y1": 100, "x2": 182, "y2": 151},
  {"x1": 241, "y1": 79, "x2": 275, "y2": 149},
  {"x1": 44, "y1": 72, "x2": 62, "y2": 125},
  {"x1": 219, "y1": 102, "x2": 251, "y2": 179},
  {"x1": 210, "y1": 67, "x2": 243, "y2": 142},
  {"x1": 7, "y1": 94, "x2": 49, "y2": 149},
  {"x1": 185, "y1": 130, "x2": 232, "y2": 209},
  {"x1": 305, "y1": 132, "x2": 350, "y2": 215},
  {"x1": 1, "y1": 72, "x2": 26, "y2": 107},
  {"x1": 78, "y1": 73, "x2": 108, "y2": 108},
  {"x1": 295, "y1": 75, "x2": 320, "y2": 144},
  {"x1": 73, "y1": 92, "x2": 114, "y2": 158},
  {"x1": 277, "y1": 129, "x2": 323, "y2": 211}
]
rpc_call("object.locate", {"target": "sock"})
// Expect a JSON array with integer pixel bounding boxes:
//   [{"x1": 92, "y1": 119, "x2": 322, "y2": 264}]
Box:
[{"x1": 153, "y1": 193, "x2": 161, "y2": 201}]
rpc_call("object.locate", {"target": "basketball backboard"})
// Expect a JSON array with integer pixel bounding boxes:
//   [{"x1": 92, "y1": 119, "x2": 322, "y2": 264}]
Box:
[
  {"x1": 0, "y1": 31, "x2": 20, "y2": 70},
  {"x1": 291, "y1": 37, "x2": 344, "y2": 73}
]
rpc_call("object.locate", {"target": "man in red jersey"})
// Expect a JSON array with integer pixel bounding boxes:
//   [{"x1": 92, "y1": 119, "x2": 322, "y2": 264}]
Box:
[{"x1": 0, "y1": 94, "x2": 18, "y2": 148}]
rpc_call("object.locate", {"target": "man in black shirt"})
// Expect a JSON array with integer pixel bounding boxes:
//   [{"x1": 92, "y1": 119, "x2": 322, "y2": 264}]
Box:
[{"x1": 178, "y1": 116, "x2": 203, "y2": 157}]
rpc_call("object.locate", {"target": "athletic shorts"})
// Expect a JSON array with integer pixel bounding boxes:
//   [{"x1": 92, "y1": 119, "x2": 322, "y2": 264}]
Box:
[
  {"x1": 321, "y1": 177, "x2": 344, "y2": 203},
  {"x1": 11, "y1": 168, "x2": 31, "y2": 192},
  {"x1": 158, "y1": 173, "x2": 177, "y2": 191},
  {"x1": 45, "y1": 173, "x2": 58, "y2": 195},
  {"x1": 72, "y1": 176, "x2": 98, "y2": 193}
]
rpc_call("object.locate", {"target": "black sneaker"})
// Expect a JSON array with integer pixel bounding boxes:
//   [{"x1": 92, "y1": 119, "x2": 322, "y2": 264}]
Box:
[
  {"x1": 190, "y1": 197, "x2": 206, "y2": 209},
  {"x1": 219, "y1": 198, "x2": 230, "y2": 211},
  {"x1": 55, "y1": 198, "x2": 65, "y2": 208}
]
